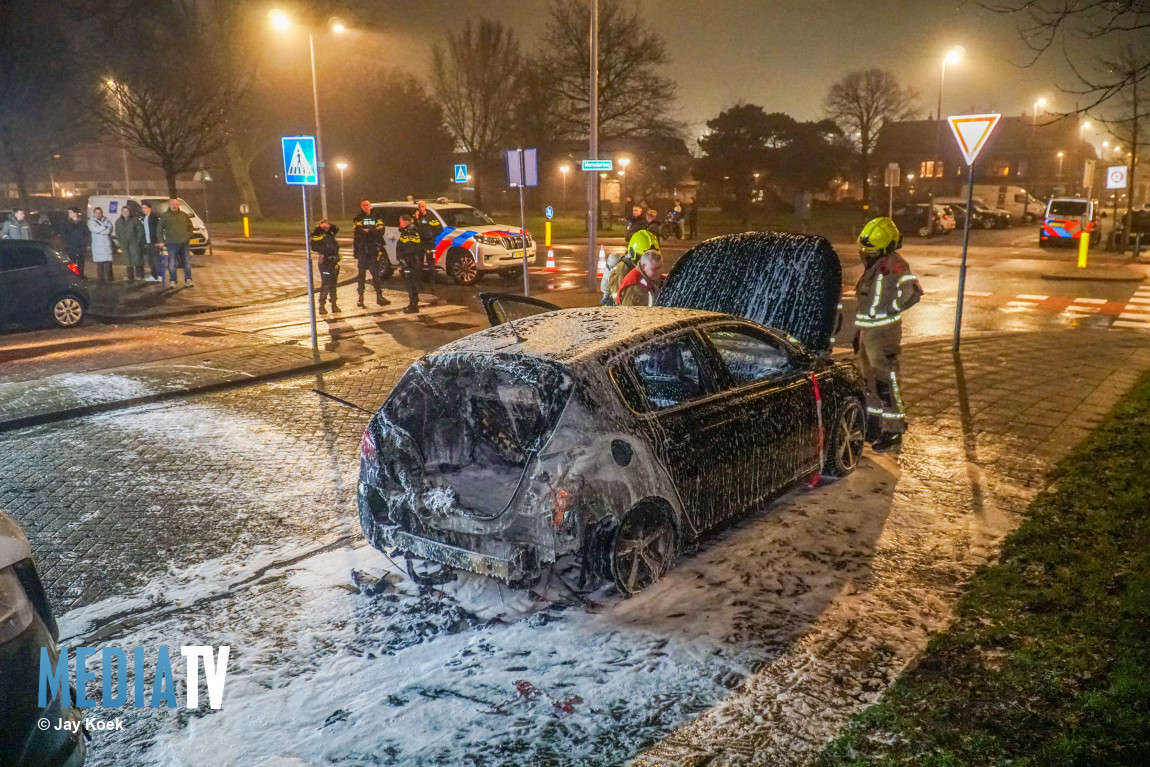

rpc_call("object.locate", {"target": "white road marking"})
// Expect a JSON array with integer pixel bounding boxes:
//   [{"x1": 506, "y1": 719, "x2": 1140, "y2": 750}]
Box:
[
  {"x1": 1073, "y1": 297, "x2": 1108, "y2": 305},
  {"x1": 1113, "y1": 320, "x2": 1150, "y2": 330},
  {"x1": 1117, "y1": 311, "x2": 1150, "y2": 321},
  {"x1": 1016, "y1": 294, "x2": 1049, "y2": 301},
  {"x1": 965, "y1": 291, "x2": 992, "y2": 297}
]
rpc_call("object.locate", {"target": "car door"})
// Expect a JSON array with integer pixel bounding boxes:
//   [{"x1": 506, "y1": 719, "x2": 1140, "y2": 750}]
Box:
[
  {"x1": 0, "y1": 245, "x2": 51, "y2": 322},
  {"x1": 700, "y1": 323, "x2": 819, "y2": 501},
  {"x1": 615, "y1": 331, "x2": 743, "y2": 535},
  {"x1": 478, "y1": 293, "x2": 561, "y2": 326},
  {"x1": 376, "y1": 207, "x2": 405, "y2": 266}
]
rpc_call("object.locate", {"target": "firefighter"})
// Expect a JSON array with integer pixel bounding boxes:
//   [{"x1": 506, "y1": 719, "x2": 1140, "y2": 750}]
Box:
[
  {"x1": 396, "y1": 213, "x2": 423, "y2": 314},
  {"x1": 412, "y1": 200, "x2": 443, "y2": 281},
  {"x1": 352, "y1": 199, "x2": 388, "y2": 308},
  {"x1": 853, "y1": 217, "x2": 923, "y2": 453},
  {"x1": 310, "y1": 219, "x2": 341, "y2": 313}
]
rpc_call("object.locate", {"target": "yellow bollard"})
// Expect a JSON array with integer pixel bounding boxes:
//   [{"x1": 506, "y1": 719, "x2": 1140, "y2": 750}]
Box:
[
  {"x1": 1077, "y1": 230, "x2": 1089, "y2": 268},
  {"x1": 545, "y1": 220, "x2": 551, "y2": 248},
  {"x1": 242, "y1": 216, "x2": 250, "y2": 238}
]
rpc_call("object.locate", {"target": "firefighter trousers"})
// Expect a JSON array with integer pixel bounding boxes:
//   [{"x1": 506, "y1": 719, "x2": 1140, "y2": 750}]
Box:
[{"x1": 858, "y1": 321, "x2": 906, "y2": 435}]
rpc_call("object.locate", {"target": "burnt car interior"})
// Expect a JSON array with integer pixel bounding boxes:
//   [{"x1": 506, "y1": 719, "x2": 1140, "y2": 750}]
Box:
[
  {"x1": 628, "y1": 335, "x2": 715, "y2": 410},
  {"x1": 705, "y1": 328, "x2": 793, "y2": 384}
]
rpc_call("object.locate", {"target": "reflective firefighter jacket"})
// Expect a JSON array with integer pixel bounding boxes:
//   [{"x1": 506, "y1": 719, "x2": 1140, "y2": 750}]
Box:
[
  {"x1": 855, "y1": 252, "x2": 922, "y2": 328},
  {"x1": 396, "y1": 223, "x2": 423, "y2": 265},
  {"x1": 352, "y1": 211, "x2": 384, "y2": 259},
  {"x1": 411, "y1": 210, "x2": 442, "y2": 251}
]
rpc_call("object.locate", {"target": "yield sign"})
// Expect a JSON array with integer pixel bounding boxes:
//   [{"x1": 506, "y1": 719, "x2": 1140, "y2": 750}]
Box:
[{"x1": 948, "y1": 113, "x2": 1001, "y2": 165}]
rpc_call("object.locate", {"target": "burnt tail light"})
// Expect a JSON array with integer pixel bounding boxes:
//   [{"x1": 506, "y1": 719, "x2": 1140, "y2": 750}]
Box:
[
  {"x1": 552, "y1": 489, "x2": 569, "y2": 528},
  {"x1": 360, "y1": 426, "x2": 379, "y2": 467}
]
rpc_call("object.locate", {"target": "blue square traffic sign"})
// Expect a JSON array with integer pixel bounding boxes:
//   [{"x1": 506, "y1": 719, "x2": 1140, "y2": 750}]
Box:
[
  {"x1": 454, "y1": 164, "x2": 468, "y2": 184},
  {"x1": 282, "y1": 136, "x2": 318, "y2": 186}
]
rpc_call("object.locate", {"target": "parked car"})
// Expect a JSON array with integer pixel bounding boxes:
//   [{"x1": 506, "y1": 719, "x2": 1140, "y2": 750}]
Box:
[
  {"x1": 935, "y1": 204, "x2": 957, "y2": 232},
  {"x1": 892, "y1": 204, "x2": 945, "y2": 237},
  {"x1": 0, "y1": 511, "x2": 86, "y2": 765},
  {"x1": 0, "y1": 241, "x2": 89, "y2": 329},
  {"x1": 963, "y1": 184, "x2": 1044, "y2": 223},
  {"x1": 370, "y1": 200, "x2": 534, "y2": 286},
  {"x1": 357, "y1": 232, "x2": 866, "y2": 595},
  {"x1": 0, "y1": 209, "x2": 70, "y2": 250},
  {"x1": 936, "y1": 197, "x2": 1013, "y2": 229},
  {"x1": 1040, "y1": 197, "x2": 1096, "y2": 248},
  {"x1": 85, "y1": 196, "x2": 210, "y2": 256}
]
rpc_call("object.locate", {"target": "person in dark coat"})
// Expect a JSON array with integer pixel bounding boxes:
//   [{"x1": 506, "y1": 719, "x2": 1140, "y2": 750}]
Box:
[
  {"x1": 62, "y1": 208, "x2": 89, "y2": 277},
  {"x1": 114, "y1": 206, "x2": 147, "y2": 281},
  {"x1": 396, "y1": 213, "x2": 423, "y2": 314},
  {"x1": 351, "y1": 199, "x2": 387, "y2": 308},
  {"x1": 412, "y1": 200, "x2": 443, "y2": 280},
  {"x1": 624, "y1": 203, "x2": 645, "y2": 241},
  {"x1": 140, "y1": 202, "x2": 164, "y2": 281},
  {"x1": 310, "y1": 219, "x2": 341, "y2": 313}
]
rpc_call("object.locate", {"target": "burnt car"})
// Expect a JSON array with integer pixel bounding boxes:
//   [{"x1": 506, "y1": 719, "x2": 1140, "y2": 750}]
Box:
[
  {"x1": 1, "y1": 511, "x2": 86, "y2": 765},
  {"x1": 357, "y1": 233, "x2": 866, "y2": 595}
]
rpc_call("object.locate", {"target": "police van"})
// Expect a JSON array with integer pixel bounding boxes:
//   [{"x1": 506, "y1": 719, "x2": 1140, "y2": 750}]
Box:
[
  {"x1": 86, "y1": 195, "x2": 211, "y2": 255},
  {"x1": 1039, "y1": 197, "x2": 1096, "y2": 247},
  {"x1": 369, "y1": 200, "x2": 534, "y2": 286}
]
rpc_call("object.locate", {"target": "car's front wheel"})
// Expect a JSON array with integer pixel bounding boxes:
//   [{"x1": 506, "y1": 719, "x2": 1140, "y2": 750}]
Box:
[
  {"x1": 980, "y1": 216, "x2": 996, "y2": 230},
  {"x1": 610, "y1": 504, "x2": 674, "y2": 596},
  {"x1": 824, "y1": 398, "x2": 865, "y2": 477},
  {"x1": 50, "y1": 295, "x2": 85, "y2": 328},
  {"x1": 448, "y1": 250, "x2": 479, "y2": 285},
  {"x1": 917, "y1": 225, "x2": 932, "y2": 238}
]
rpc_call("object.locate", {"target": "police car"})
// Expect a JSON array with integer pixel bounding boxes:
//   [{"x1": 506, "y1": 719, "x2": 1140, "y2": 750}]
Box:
[{"x1": 370, "y1": 200, "x2": 535, "y2": 285}]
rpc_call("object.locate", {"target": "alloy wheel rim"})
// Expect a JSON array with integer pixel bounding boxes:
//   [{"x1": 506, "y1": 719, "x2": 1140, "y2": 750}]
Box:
[
  {"x1": 452, "y1": 256, "x2": 477, "y2": 282},
  {"x1": 838, "y1": 405, "x2": 865, "y2": 470},
  {"x1": 55, "y1": 298, "x2": 82, "y2": 325},
  {"x1": 614, "y1": 514, "x2": 672, "y2": 594}
]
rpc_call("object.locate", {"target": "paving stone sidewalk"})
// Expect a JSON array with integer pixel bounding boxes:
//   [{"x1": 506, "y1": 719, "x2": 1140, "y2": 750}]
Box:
[
  {"x1": 635, "y1": 328, "x2": 1150, "y2": 767},
  {"x1": 0, "y1": 341, "x2": 340, "y2": 432}
]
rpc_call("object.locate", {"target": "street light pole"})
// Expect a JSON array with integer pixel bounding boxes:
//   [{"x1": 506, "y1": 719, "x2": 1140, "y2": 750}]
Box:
[
  {"x1": 307, "y1": 32, "x2": 329, "y2": 222},
  {"x1": 560, "y1": 165, "x2": 569, "y2": 211},
  {"x1": 336, "y1": 162, "x2": 348, "y2": 219},
  {"x1": 587, "y1": 0, "x2": 599, "y2": 292},
  {"x1": 107, "y1": 80, "x2": 132, "y2": 194},
  {"x1": 931, "y1": 47, "x2": 963, "y2": 206}
]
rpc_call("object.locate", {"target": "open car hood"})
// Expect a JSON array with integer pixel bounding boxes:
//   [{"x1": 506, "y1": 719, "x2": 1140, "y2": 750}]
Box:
[{"x1": 656, "y1": 232, "x2": 842, "y2": 353}]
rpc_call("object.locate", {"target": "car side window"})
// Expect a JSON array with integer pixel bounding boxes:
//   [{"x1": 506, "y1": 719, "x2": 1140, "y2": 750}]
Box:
[
  {"x1": 0, "y1": 246, "x2": 47, "y2": 271},
  {"x1": 376, "y1": 208, "x2": 403, "y2": 227},
  {"x1": 706, "y1": 327, "x2": 792, "y2": 386},
  {"x1": 629, "y1": 335, "x2": 713, "y2": 411}
]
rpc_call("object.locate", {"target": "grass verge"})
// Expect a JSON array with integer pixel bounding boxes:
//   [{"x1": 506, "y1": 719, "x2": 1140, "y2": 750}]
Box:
[{"x1": 817, "y1": 370, "x2": 1150, "y2": 766}]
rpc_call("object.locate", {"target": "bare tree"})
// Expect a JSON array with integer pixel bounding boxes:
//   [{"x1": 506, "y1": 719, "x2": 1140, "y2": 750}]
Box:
[
  {"x1": 823, "y1": 69, "x2": 919, "y2": 203},
  {"x1": 0, "y1": 0, "x2": 94, "y2": 206},
  {"x1": 979, "y1": 1, "x2": 1150, "y2": 116},
  {"x1": 432, "y1": 19, "x2": 523, "y2": 206},
  {"x1": 540, "y1": 0, "x2": 680, "y2": 140},
  {"x1": 1092, "y1": 47, "x2": 1147, "y2": 235}
]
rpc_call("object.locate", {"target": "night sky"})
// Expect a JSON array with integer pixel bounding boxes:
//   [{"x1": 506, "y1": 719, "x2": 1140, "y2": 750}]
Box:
[{"x1": 382, "y1": 0, "x2": 1127, "y2": 145}]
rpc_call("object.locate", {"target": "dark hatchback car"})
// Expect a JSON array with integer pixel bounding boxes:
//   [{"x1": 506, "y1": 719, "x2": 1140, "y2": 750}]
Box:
[
  {"x1": 0, "y1": 241, "x2": 89, "y2": 329},
  {"x1": 892, "y1": 204, "x2": 945, "y2": 237},
  {"x1": 1, "y1": 511, "x2": 86, "y2": 766},
  {"x1": 357, "y1": 232, "x2": 866, "y2": 595}
]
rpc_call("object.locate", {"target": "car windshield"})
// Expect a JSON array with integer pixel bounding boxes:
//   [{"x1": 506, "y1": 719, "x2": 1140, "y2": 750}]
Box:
[
  {"x1": 1049, "y1": 200, "x2": 1088, "y2": 217},
  {"x1": 436, "y1": 206, "x2": 494, "y2": 228}
]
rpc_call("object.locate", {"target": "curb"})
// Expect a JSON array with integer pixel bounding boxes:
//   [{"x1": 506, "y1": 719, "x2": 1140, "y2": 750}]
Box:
[{"x1": 0, "y1": 352, "x2": 342, "y2": 434}]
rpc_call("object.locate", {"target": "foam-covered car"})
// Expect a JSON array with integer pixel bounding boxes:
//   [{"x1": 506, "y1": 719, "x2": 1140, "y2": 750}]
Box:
[{"x1": 357, "y1": 233, "x2": 866, "y2": 594}]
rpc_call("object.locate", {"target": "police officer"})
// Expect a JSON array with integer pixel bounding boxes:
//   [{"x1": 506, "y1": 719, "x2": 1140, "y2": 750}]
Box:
[
  {"x1": 352, "y1": 199, "x2": 388, "y2": 308},
  {"x1": 310, "y1": 218, "x2": 341, "y2": 314},
  {"x1": 396, "y1": 213, "x2": 423, "y2": 314},
  {"x1": 412, "y1": 200, "x2": 443, "y2": 280},
  {"x1": 853, "y1": 217, "x2": 922, "y2": 453}
]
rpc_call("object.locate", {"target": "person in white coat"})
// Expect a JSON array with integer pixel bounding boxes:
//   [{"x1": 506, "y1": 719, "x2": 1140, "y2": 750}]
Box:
[{"x1": 88, "y1": 207, "x2": 115, "y2": 282}]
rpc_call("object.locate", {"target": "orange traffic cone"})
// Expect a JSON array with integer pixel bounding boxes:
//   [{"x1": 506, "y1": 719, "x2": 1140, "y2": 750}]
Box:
[
  {"x1": 596, "y1": 245, "x2": 607, "y2": 276},
  {"x1": 545, "y1": 249, "x2": 557, "y2": 272}
]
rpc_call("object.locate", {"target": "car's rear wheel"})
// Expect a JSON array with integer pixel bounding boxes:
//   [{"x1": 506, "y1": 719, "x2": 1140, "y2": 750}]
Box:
[
  {"x1": 981, "y1": 216, "x2": 995, "y2": 230},
  {"x1": 448, "y1": 251, "x2": 479, "y2": 285},
  {"x1": 50, "y1": 295, "x2": 84, "y2": 328},
  {"x1": 824, "y1": 398, "x2": 865, "y2": 477},
  {"x1": 610, "y1": 504, "x2": 674, "y2": 597}
]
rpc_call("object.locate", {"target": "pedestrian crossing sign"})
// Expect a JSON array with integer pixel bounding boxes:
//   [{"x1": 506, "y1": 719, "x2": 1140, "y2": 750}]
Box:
[
  {"x1": 454, "y1": 164, "x2": 468, "y2": 184},
  {"x1": 282, "y1": 136, "x2": 318, "y2": 186},
  {"x1": 947, "y1": 114, "x2": 1001, "y2": 165}
]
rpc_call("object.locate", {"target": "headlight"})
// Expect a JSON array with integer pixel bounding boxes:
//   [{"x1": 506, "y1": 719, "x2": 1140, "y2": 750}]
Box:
[
  {"x1": 475, "y1": 235, "x2": 501, "y2": 246},
  {"x1": 0, "y1": 564, "x2": 35, "y2": 643}
]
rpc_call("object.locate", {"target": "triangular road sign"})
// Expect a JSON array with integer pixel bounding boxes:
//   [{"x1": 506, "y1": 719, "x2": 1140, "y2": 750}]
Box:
[
  {"x1": 948, "y1": 113, "x2": 1001, "y2": 165},
  {"x1": 288, "y1": 142, "x2": 314, "y2": 177}
]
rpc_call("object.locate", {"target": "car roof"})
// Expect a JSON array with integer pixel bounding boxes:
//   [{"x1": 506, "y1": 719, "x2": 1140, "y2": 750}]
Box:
[
  {"x1": 371, "y1": 201, "x2": 468, "y2": 209},
  {"x1": 430, "y1": 306, "x2": 725, "y2": 365}
]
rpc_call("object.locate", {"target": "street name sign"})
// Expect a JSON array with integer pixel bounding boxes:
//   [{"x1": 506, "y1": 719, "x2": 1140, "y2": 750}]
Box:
[
  {"x1": 947, "y1": 113, "x2": 1001, "y2": 165},
  {"x1": 281, "y1": 136, "x2": 318, "y2": 186},
  {"x1": 1107, "y1": 165, "x2": 1128, "y2": 190},
  {"x1": 581, "y1": 159, "x2": 613, "y2": 172},
  {"x1": 454, "y1": 164, "x2": 468, "y2": 184}
]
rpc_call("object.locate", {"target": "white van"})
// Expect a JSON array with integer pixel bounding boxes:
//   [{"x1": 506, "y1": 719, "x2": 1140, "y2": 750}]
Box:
[
  {"x1": 86, "y1": 195, "x2": 211, "y2": 255},
  {"x1": 962, "y1": 184, "x2": 1044, "y2": 223}
]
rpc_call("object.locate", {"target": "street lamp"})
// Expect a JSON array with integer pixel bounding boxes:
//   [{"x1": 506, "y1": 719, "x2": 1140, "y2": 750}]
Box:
[
  {"x1": 335, "y1": 161, "x2": 348, "y2": 218},
  {"x1": 1033, "y1": 97, "x2": 1047, "y2": 127},
  {"x1": 932, "y1": 46, "x2": 964, "y2": 201},
  {"x1": 1080, "y1": 120, "x2": 1091, "y2": 138},
  {"x1": 559, "y1": 164, "x2": 570, "y2": 211},
  {"x1": 105, "y1": 79, "x2": 132, "y2": 194},
  {"x1": 618, "y1": 156, "x2": 630, "y2": 203},
  {"x1": 269, "y1": 9, "x2": 345, "y2": 222}
]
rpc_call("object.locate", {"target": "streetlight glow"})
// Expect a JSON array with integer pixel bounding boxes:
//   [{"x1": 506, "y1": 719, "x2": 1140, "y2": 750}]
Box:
[
  {"x1": 269, "y1": 9, "x2": 291, "y2": 30},
  {"x1": 618, "y1": 157, "x2": 630, "y2": 169},
  {"x1": 945, "y1": 45, "x2": 965, "y2": 65},
  {"x1": 331, "y1": 20, "x2": 346, "y2": 33},
  {"x1": 559, "y1": 165, "x2": 570, "y2": 174},
  {"x1": 335, "y1": 161, "x2": 347, "y2": 170}
]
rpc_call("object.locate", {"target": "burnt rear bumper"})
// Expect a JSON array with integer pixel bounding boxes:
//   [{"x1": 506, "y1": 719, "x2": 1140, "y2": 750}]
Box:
[{"x1": 378, "y1": 524, "x2": 541, "y2": 583}]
